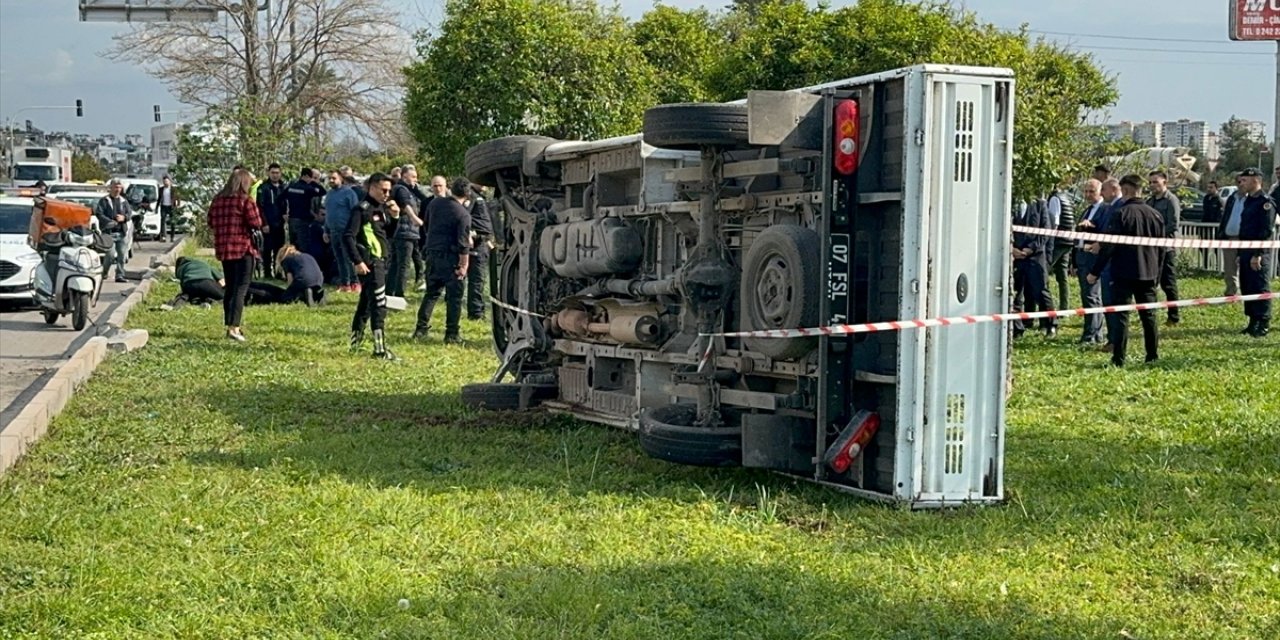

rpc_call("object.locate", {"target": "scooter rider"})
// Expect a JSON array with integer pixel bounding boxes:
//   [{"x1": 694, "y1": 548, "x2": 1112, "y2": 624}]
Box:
[{"x1": 93, "y1": 178, "x2": 133, "y2": 283}]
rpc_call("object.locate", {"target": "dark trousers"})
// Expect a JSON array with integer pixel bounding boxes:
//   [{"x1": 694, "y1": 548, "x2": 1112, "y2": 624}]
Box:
[
  {"x1": 466, "y1": 245, "x2": 489, "y2": 318},
  {"x1": 1110, "y1": 277, "x2": 1158, "y2": 366},
  {"x1": 416, "y1": 251, "x2": 464, "y2": 336},
  {"x1": 160, "y1": 205, "x2": 176, "y2": 240},
  {"x1": 221, "y1": 255, "x2": 254, "y2": 327},
  {"x1": 1074, "y1": 250, "x2": 1103, "y2": 343},
  {"x1": 1240, "y1": 254, "x2": 1273, "y2": 322},
  {"x1": 1011, "y1": 256, "x2": 1056, "y2": 333},
  {"x1": 288, "y1": 218, "x2": 310, "y2": 249},
  {"x1": 412, "y1": 244, "x2": 425, "y2": 284},
  {"x1": 262, "y1": 224, "x2": 286, "y2": 278},
  {"x1": 1049, "y1": 244, "x2": 1072, "y2": 313},
  {"x1": 352, "y1": 258, "x2": 388, "y2": 332},
  {"x1": 1159, "y1": 249, "x2": 1180, "y2": 322},
  {"x1": 181, "y1": 278, "x2": 224, "y2": 303},
  {"x1": 387, "y1": 238, "x2": 417, "y2": 297},
  {"x1": 1100, "y1": 266, "x2": 1121, "y2": 346}
]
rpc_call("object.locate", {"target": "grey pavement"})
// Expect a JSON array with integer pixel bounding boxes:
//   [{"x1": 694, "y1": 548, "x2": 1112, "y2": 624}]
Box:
[{"x1": 0, "y1": 237, "x2": 180, "y2": 427}]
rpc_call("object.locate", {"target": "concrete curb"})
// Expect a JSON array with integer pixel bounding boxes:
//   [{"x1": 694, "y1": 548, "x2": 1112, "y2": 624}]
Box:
[{"x1": 0, "y1": 239, "x2": 189, "y2": 476}]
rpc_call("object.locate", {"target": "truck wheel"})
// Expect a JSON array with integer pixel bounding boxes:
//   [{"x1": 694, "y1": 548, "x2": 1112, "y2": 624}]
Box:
[
  {"x1": 642, "y1": 103, "x2": 749, "y2": 150},
  {"x1": 460, "y1": 382, "x2": 556, "y2": 411},
  {"x1": 638, "y1": 403, "x2": 741, "y2": 467},
  {"x1": 740, "y1": 225, "x2": 821, "y2": 361},
  {"x1": 464, "y1": 136, "x2": 557, "y2": 187},
  {"x1": 71, "y1": 291, "x2": 89, "y2": 331}
]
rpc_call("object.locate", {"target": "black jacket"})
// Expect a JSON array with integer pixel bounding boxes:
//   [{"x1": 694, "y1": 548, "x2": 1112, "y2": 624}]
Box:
[
  {"x1": 1233, "y1": 191, "x2": 1276, "y2": 261},
  {"x1": 1091, "y1": 197, "x2": 1165, "y2": 281},
  {"x1": 256, "y1": 180, "x2": 288, "y2": 226},
  {"x1": 343, "y1": 196, "x2": 393, "y2": 265},
  {"x1": 1012, "y1": 199, "x2": 1051, "y2": 258},
  {"x1": 1202, "y1": 192, "x2": 1224, "y2": 225}
]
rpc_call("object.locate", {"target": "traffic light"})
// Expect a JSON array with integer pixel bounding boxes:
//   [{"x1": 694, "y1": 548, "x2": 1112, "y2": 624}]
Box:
[
  {"x1": 154, "y1": 105, "x2": 161, "y2": 123},
  {"x1": 75, "y1": 99, "x2": 83, "y2": 117}
]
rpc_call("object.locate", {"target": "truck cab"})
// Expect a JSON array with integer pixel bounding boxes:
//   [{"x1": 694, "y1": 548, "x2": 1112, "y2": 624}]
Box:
[{"x1": 463, "y1": 64, "x2": 1014, "y2": 508}]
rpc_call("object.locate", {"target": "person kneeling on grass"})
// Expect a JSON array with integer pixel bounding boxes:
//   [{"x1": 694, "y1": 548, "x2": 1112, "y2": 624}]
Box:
[
  {"x1": 175, "y1": 257, "x2": 225, "y2": 306},
  {"x1": 273, "y1": 245, "x2": 326, "y2": 306}
]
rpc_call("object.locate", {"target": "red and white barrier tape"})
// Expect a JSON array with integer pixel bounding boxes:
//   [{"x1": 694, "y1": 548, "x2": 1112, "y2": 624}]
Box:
[
  {"x1": 489, "y1": 296, "x2": 547, "y2": 318},
  {"x1": 706, "y1": 293, "x2": 1278, "y2": 339},
  {"x1": 1012, "y1": 225, "x2": 1280, "y2": 250}
]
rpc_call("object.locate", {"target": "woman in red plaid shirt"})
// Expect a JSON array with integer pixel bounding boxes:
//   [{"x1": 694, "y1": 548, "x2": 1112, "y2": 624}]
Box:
[{"x1": 208, "y1": 168, "x2": 264, "y2": 342}]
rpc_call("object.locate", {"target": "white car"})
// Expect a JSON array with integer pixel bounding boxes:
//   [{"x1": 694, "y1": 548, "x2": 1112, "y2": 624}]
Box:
[
  {"x1": 120, "y1": 178, "x2": 162, "y2": 240},
  {"x1": 0, "y1": 197, "x2": 43, "y2": 303}
]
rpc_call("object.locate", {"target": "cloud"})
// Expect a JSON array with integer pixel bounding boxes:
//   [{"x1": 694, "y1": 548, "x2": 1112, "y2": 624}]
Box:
[{"x1": 46, "y1": 49, "x2": 74, "y2": 84}]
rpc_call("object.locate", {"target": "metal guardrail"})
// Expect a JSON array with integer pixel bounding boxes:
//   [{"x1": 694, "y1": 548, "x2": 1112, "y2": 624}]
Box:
[{"x1": 1178, "y1": 221, "x2": 1280, "y2": 273}]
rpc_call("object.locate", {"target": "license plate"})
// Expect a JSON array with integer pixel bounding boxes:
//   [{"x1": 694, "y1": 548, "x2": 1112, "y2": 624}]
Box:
[{"x1": 827, "y1": 232, "x2": 850, "y2": 324}]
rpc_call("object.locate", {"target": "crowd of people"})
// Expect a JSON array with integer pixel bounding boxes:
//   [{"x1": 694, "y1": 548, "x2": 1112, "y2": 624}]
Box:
[
  {"x1": 190, "y1": 162, "x2": 495, "y2": 359},
  {"x1": 1012, "y1": 164, "x2": 1278, "y2": 367}
]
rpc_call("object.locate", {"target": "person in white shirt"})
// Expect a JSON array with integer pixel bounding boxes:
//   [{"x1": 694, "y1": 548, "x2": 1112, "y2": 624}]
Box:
[{"x1": 157, "y1": 175, "x2": 180, "y2": 243}]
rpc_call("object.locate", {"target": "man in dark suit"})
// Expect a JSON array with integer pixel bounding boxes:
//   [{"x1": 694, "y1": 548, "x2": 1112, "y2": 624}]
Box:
[
  {"x1": 1085, "y1": 178, "x2": 1122, "y2": 352},
  {"x1": 1011, "y1": 197, "x2": 1057, "y2": 338},
  {"x1": 1073, "y1": 179, "x2": 1106, "y2": 345},
  {"x1": 1087, "y1": 174, "x2": 1166, "y2": 366}
]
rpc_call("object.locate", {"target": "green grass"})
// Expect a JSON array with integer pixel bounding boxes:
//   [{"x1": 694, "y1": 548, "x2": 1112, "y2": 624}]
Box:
[{"x1": 1, "y1": 275, "x2": 1278, "y2": 639}]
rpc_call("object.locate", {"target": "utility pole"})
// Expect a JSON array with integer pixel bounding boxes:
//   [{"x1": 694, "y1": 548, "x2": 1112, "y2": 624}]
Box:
[{"x1": 1274, "y1": 41, "x2": 1279, "y2": 174}]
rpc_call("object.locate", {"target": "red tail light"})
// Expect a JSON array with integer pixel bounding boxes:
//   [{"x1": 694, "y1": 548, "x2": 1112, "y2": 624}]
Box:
[
  {"x1": 822, "y1": 410, "x2": 880, "y2": 474},
  {"x1": 833, "y1": 99, "x2": 859, "y2": 176}
]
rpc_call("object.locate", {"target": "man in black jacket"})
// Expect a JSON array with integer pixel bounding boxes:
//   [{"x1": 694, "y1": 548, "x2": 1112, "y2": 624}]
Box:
[
  {"x1": 1202, "y1": 181, "x2": 1224, "y2": 225},
  {"x1": 1231, "y1": 168, "x2": 1276, "y2": 337},
  {"x1": 256, "y1": 163, "x2": 289, "y2": 278},
  {"x1": 465, "y1": 184, "x2": 495, "y2": 320},
  {"x1": 343, "y1": 173, "x2": 401, "y2": 360},
  {"x1": 1145, "y1": 171, "x2": 1181, "y2": 325},
  {"x1": 1088, "y1": 175, "x2": 1166, "y2": 366},
  {"x1": 413, "y1": 178, "x2": 472, "y2": 343}
]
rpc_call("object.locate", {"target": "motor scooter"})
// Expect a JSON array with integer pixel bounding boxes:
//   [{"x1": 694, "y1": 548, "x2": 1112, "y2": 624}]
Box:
[{"x1": 32, "y1": 227, "x2": 104, "y2": 331}]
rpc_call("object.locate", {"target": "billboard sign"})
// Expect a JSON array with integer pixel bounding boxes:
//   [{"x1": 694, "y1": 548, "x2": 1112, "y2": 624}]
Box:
[{"x1": 1230, "y1": 0, "x2": 1280, "y2": 40}]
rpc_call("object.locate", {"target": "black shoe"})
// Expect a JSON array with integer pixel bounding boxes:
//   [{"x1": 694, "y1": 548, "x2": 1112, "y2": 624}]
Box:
[
  {"x1": 411, "y1": 328, "x2": 429, "y2": 341},
  {"x1": 1144, "y1": 355, "x2": 1159, "y2": 364},
  {"x1": 467, "y1": 314, "x2": 484, "y2": 321},
  {"x1": 372, "y1": 329, "x2": 399, "y2": 361},
  {"x1": 1250, "y1": 320, "x2": 1270, "y2": 338},
  {"x1": 1241, "y1": 320, "x2": 1259, "y2": 335},
  {"x1": 349, "y1": 330, "x2": 365, "y2": 351},
  {"x1": 443, "y1": 334, "x2": 464, "y2": 345}
]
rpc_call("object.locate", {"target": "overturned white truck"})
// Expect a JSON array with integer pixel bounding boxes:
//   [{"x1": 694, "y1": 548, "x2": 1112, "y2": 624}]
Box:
[{"x1": 462, "y1": 65, "x2": 1014, "y2": 508}]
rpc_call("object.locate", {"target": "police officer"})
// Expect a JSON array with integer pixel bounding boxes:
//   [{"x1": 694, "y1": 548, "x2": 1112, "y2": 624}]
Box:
[
  {"x1": 465, "y1": 184, "x2": 495, "y2": 320},
  {"x1": 413, "y1": 178, "x2": 472, "y2": 344},
  {"x1": 284, "y1": 167, "x2": 326, "y2": 250},
  {"x1": 1227, "y1": 168, "x2": 1276, "y2": 338},
  {"x1": 343, "y1": 172, "x2": 401, "y2": 360}
]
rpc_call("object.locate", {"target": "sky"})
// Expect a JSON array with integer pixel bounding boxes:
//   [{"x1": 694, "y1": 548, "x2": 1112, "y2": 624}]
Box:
[{"x1": 0, "y1": 0, "x2": 1275, "y2": 140}]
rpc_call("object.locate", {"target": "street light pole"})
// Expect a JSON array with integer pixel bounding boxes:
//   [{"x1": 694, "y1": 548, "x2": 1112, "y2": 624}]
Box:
[{"x1": 1274, "y1": 40, "x2": 1279, "y2": 175}]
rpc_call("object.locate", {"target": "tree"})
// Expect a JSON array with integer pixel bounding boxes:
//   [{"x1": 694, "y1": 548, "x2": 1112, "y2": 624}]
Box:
[
  {"x1": 70, "y1": 153, "x2": 108, "y2": 182},
  {"x1": 633, "y1": 6, "x2": 726, "y2": 105},
  {"x1": 106, "y1": 0, "x2": 410, "y2": 169},
  {"x1": 403, "y1": 0, "x2": 658, "y2": 174},
  {"x1": 1218, "y1": 116, "x2": 1268, "y2": 175},
  {"x1": 705, "y1": 0, "x2": 1117, "y2": 200}
]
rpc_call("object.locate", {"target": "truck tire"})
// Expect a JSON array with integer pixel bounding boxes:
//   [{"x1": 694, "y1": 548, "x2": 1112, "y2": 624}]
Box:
[
  {"x1": 740, "y1": 225, "x2": 821, "y2": 360},
  {"x1": 464, "y1": 136, "x2": 557, "y2": 187},
  {"x1": 642, "y1": 103, "x2": 749, "y2": 150},
  {"x1": 638, "y1": 403, "x2": 741, "y2": 467},
  {"x1": 460, "y1": 382, "x2": 556, "y2": 411}
]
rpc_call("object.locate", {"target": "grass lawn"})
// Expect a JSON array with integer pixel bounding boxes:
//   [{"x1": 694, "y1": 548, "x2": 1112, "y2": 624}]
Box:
[{"x1": 1, "y1": 272, "x2": 1277, "y2": 639}]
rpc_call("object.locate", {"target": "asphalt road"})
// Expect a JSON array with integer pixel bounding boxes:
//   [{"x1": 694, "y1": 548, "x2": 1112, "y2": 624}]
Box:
[{"x1": 0, "y1": 237, "x2": 180, "y2": 427}]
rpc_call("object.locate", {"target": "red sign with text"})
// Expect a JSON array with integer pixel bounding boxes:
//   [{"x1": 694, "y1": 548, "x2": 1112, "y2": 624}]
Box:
[{"x1": 1231, "y1": 0, "x2": 1280, "y2": 40}]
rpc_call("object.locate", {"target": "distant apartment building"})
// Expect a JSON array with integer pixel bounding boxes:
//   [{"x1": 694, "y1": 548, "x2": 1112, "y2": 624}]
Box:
[
  {"x1": 1133, "y1": 121, "x2": 1162, "y2": 147},
  {"x1": 1106, "y1": 121, "x2": 1135, "y2": 141},
  {"x1": 1161, "y1": 119, "x2": 1211, "y2": 152},
  {"x1": 1240, "y1": 119, "x2": 1267, "y2": 143}
]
